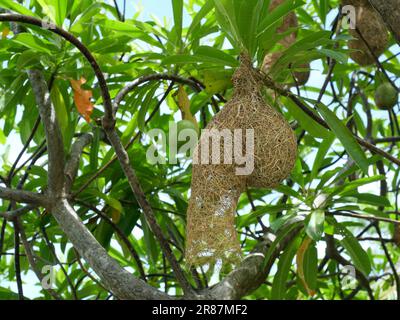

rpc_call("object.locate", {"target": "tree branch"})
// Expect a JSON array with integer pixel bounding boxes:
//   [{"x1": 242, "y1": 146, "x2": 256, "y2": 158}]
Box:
[
  {"x1": 0, "y1": 13, "x2": 114, "y2": 127},
  {"x1": 260, "y1": 74, "x2": 400, "y2": 167},
  {"x1": 0, "y1": 205, "x2": 36, "y2": 220},
  {"x1": 113, "y1": 74, "x2": 200, "y2": 115},
  {"x1": 27, "y1": 70, "x2": 65, "y2": 196},
  {"x1": 51, "y1": 199, "x2": 170, "y2": 299},
  {"x1": 104, "y1": 129, "x2": 195, "y2": 297},
  {"x1": 206, "y1": 226, "x2": 302, "y2": 299},
  {"x1": 64, "y1": 133, "x2": 93, "y2": 193},
  {"x1": 0, "y1": 187, "x2": 47, "y2": 206}
]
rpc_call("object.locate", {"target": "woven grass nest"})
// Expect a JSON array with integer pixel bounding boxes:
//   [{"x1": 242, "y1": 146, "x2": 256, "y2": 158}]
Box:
[
  {"x1": 262, "y1": 0, "x2": 310, "y2": 87},
  {"x1": 342, "y1": 0, "x2": 388, "y2": 66},
  {"x1": 185, "y1": 54, "x2": 297, "y2": 266}
]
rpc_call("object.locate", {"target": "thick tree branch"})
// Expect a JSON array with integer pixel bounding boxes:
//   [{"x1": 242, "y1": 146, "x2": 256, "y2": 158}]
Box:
[
  {"x1": 206, "y1": 226, "x2": 302, "y2": 299},
  {"x1": 0, "y1": 187, "x2": 47, "y2": 206},
  {"x1": 27, "y1": 70, "x2": 65, "y2": 196},
  {"x1": 0, "y1": 13, "x2": 182, "y2": 299},
  {"x1": 52, "y1": 199, "x2": 170, "y2": 299}
]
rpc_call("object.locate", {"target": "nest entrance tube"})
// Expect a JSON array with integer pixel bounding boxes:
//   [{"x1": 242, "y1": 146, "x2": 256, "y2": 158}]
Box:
[{"x1": 185, "y1": 54, "x2": 297, "y2": 267}]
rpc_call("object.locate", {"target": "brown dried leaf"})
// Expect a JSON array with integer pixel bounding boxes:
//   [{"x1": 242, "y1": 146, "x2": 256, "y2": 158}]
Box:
[{"x1": 70, "y1": 77, "x2": 94, "y2": 123}]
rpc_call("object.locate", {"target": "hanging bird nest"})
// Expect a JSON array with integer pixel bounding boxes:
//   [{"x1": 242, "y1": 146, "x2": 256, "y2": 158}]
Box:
[
  {"x1": 342, "y1": 0, "x2": 389, "y2": 66},
  {"x1": 262, "y1": 0, "x2": 310, "y2": 87},
  {"x1": 185, "y1": 54, "x2": 297, "y2": 267}
]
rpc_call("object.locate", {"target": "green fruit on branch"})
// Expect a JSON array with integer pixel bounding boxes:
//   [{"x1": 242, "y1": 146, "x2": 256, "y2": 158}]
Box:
[{"x1": 374, "y1": 82, "x2": 399, "y2": 110}]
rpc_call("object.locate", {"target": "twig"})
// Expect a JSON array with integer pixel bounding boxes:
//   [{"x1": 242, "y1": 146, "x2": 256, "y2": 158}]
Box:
[
  {"x1": 14, "y1": 218, "x2": 62, "y2": 300},
  {"x1": 104, "y1": 128, "x2": 195, "y2": 297},
  {"x1": 75, "y1": 199, "x2": 147, "y2": 281},
  {"x1": 64, "y1": 133, "x2": 93, "y2": 193},
  {"x1": 113, "y1": 74, "x2": 200, "y2": 115},
  {"x1": 0, "y1": 205, "x2": 36, "y2": 220},
  {"x1": 13, "y1": 219, "x2": 24, "y2": 300},
  {"x1": 374, "y1": 223, "x2": 400, "y2": 300},
  {"x1": 0, "y1": 14, "x2": 114, "y2": 126},
  {"x1": 330, "y1": 211, "x2": 400, "y2": 225},
  {"x1": 260, "y1": 75, "x2": 400, "y2": 166}
]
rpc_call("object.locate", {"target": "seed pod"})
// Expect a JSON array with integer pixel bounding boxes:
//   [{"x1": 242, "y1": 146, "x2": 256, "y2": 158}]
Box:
[
  {"x1": 262, "y1": 0, "x2": 310, "y2": 86},
  {"x1": 185, "y1": 54, "x2": 297, "y2": 266},
  {"x1": 345, "y1": 3, "x2": 389, "y2": 66}
]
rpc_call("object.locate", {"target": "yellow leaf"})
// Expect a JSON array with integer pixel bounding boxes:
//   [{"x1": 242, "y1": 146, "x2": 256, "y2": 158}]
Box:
[
  {"x1": 70, "y1": 77, "x2": 94, "y2": 123},
  {"x1": 111, "y1": 208, "x2": 121, "y2": 224},
  {"x1": 296, "y1": 236, "x2": 316, "y2": 297},
  {"x1": 202, "y1": 70, "x2": 232, "y2": 95},
  {"x1": 175, "y1": 85, "x2": 198, "y2": 132},
  {"x1": 2, "y1": 27, "x2": 10, "y2": 39}
]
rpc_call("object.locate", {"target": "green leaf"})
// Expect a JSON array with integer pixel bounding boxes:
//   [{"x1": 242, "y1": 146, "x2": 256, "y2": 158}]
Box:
[
  {"x1": 213, "y1": 0, "x2": 241, "y2": 47},
  {"x1": 0, "y1": 128, "x2": 5, "y2": 144},
  {"x1": 340, "y1": 229, "x2": 371, "y2": 276},
  {"x1": 271, "y1": 236, "x2": 300, "y2": 299},
  {"x1": 37, "y1": 0, "x2": 67, "y2": 26},
  {"x1": 318, "y1": 48, "x2": 348, "y2": 64},
  {"x1": 339, "y1": 193, "x2": 391, "y2": 207},
  {"x1": 0, "y1": 287, "x2": 20, "y2": 300},
  {"x1": 50, "y1": 84, "x2": 69, "y2": 149},
  {"x1": 284, "y1": 97, "x2": 332, "y2": 139},
  {"x1": 310, "y1": 134, "x2": 335, "y2": 182},
  {"x1": 187, "y1": 0, "x2": 214, "y2": 37},
  {"x1": 94, "y1": 218, "x2": 114, "y2": 250},
  {"x1": 172, "y1": 0, "x2": 183, "y2": 47},
  {"x1": 102, "y1": 19, "x2": 162, "y2": 48},
  {"x1": 302, "y1": 241, "x2": 318, "y2": 292},
  {"x1": 318, "y1": 0, "x2": 328, "y2": 25},
  {"x1": 236, "y1": 0, "x2": 264, "y2": 56},
  {"x1": 138, "y1": 84, "x2": 158, "y2": 133},
  {"x1": 317, "y1": 102, "x2": 369, "y2": 174},
  {"x1": 263, "y1": 221, "x2": 302, "y2": 268},
  {"x1": 306, "y1": 209, "x2": 325, "y2": 241},
  {"x1": 291, "y1": 158, "x2": 304, "y2": 188},
  {"x1": 297, "y1": 237, "x2": 318, "y2": 295},
  {"x1": 0, "y1": 0, "x2": 37, "y2": 16},
  {"x1": 140, "y1": 216, "x2": 159, "y2": 265},
  {"x1": 12, "y1": 33, "x2": 55, "y2": 54},
  {"x1": 258, "y1": 0, "x2": 304, "y2": 37},
  {"x1": 90, "y1": 127, "x2": 100, "y2": 171},
  {"x1": 162, "y1": 49, "x2": 239, "y2": 67},
  {"x1": 195, "y1": 46, "x2": 239, "y2": 67}
]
